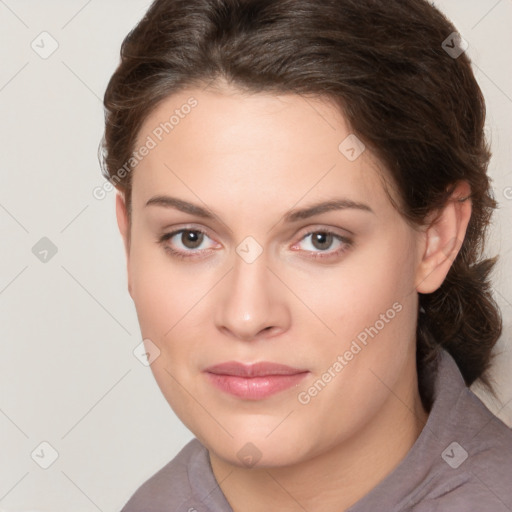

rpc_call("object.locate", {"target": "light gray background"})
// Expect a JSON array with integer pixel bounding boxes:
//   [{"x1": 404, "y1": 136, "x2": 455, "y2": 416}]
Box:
[{"x1": 0, "y1": 1, "x2": 511, "y2": 511}]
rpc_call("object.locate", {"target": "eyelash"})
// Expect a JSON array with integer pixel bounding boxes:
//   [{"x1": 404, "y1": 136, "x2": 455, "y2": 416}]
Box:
[{"x1": 157, "y1": 227, "x2": 353, "y2": 261}]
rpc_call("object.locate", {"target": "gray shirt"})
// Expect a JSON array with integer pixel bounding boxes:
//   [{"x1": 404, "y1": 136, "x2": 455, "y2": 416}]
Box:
[{"x1": 120, "y1": 349, "x2": 512, "y2": 511}]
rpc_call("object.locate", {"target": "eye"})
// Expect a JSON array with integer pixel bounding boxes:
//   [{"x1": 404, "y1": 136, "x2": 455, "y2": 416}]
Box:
[
  {"x1": 292, "y1": 230, "x2": 352, "y2": 260},
  {"x1": 157, "y1": 227, "x2": 353, "y2": 262},
  {"x1": 158, "y1": 228, "x2": 219, "y2": 260}
]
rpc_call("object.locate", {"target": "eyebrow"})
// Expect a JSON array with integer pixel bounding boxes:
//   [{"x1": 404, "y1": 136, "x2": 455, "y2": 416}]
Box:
[{"x1": 145, "y1": 195, "x2": 374, "y2": 222}]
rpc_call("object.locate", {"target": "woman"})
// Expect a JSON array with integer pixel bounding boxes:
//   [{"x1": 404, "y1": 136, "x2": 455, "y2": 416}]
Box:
[{"x1": 100, "y1": 0, "x2": 512, "y2": 510}]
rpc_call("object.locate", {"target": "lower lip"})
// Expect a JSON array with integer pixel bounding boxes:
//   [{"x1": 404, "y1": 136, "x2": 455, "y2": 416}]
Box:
[{"x1": 205, "y1": 372, "x2": 309, "y2": 400}]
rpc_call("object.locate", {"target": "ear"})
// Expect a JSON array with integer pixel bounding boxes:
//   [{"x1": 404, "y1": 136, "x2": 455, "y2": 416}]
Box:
[
  {"x1": 415, "y1": 181, "x2": 472, "y2": 294},
  {"x1": 115, "y1": 191, "x2": 133, "y2": 297}
]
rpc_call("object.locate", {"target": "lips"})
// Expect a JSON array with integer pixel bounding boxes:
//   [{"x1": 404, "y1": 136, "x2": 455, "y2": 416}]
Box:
[{"x1": 204, "y1": 361, "x2": 309, "y2": 400}]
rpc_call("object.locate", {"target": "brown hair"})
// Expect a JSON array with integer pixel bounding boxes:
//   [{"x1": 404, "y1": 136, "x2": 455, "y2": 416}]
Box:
[{"x1": 100, "y1": 0, "x2": 502, "y2": 408}]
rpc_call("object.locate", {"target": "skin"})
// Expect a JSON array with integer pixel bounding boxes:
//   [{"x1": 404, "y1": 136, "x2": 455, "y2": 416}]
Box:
[{"x1": 115, "y1": 82, "x2": 472, "y2": 512}]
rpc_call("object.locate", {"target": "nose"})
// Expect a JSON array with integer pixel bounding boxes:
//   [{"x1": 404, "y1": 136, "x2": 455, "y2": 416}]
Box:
[{"x1": 214, "y1": 252, "x2": 291, "y2": 342}]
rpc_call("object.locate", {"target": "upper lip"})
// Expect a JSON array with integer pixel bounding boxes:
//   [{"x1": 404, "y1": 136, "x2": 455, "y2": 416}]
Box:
[{"x1": 204, "y1": 361, "x2": 308, "y2": 377}]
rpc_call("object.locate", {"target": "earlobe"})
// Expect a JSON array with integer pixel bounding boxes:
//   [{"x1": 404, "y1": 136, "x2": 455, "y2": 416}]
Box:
[
  {"x1": 115, "y1": 191, "x2": 133, "y2": 297},
  {"x1": 415, "y1": 181, "x2": 472, "y2": 294}
]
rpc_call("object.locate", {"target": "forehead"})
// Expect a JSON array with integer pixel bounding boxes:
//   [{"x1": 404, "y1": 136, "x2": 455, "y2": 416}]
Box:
[{"x1": 131, "y1": 85, "x2": 394, "y2": 218}]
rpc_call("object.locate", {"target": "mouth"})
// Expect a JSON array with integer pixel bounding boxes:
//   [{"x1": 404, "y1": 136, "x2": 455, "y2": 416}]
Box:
[{"x1": 203, "y1": 361, "x2": 310, "y2": 400}]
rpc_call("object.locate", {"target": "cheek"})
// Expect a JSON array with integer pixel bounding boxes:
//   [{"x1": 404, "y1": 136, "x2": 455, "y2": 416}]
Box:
[
  {"x1": 128, "y1": 243, "x2": 216, "y2": 369},
  {"x1": 290, "y1": 236, "x2": 416, "y2": 341},
  {"x1": 128, "y1": 249, "x2": 206, "y2": 422},
  {"x1": 128, "y1": 242, "x2": 188, "y2": 351},
  {"x1": 290, "y1": 249, "x2": 418, "y2": 443}
]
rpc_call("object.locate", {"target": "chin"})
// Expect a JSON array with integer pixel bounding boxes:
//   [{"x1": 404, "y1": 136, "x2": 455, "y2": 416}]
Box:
[{"x1": 199, "y1": 423, "x2": 313, "y2": 469}]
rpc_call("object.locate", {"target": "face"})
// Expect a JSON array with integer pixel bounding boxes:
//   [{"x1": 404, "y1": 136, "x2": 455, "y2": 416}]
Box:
[{"x1": 117, "y1": 83, "x2": 428, "y2": 468}]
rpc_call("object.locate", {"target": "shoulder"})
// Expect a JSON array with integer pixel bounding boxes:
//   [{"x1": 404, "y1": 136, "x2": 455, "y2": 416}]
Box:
[
  {"x1": 411, "y1": 356, "x2": 512, "y2": 511},
  {"x1": 119, "y1": 438, "x2": 208, "y2": 512},
  {"x1": 438, "y1": 384, "x2": 512, "y2": 506},
  {"x1": 412, "y1": 450, "x2": 512, "y2": 512},
  {"x1": 442, "y1": 356, "x2": 512, "y2": 471},
  {"x1": 349, "y1": 349, "x2": 512, "y2": 512},
  {"x1": 425, "y1": 349, "x2": 512, "y2": 458}
]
